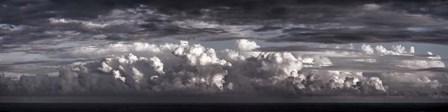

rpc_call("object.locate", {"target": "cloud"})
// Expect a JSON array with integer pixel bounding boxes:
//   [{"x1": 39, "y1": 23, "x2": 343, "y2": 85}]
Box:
[
  {"x1": 3, "y1": 0, "x2": 448, "y2": 98},
  {"x1": 0, "y1": 24, "x2": 26, "y2": 32},
  {"x1": 49, "y1": 18, "x2": 109, "y2": 28},
  {"x1": 3, "y1": 2, "x2": 448, "y2": 47},
  {"x1": 3, "y1": 39, "x2": 446, "y2": 96}
]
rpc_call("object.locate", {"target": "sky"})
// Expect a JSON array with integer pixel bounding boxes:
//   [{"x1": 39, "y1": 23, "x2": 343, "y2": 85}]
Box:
[{"x1": 0, "y1": 0, "x2": 448, "y2": 103}]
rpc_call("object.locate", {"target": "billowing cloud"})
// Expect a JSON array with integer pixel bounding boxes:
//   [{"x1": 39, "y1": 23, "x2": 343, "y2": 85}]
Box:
[{"x1": 2, "y1": 39, "x2": 446, "y2": 96}]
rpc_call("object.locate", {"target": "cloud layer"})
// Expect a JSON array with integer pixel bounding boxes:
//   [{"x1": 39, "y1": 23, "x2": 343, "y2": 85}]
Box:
[
  {"x1": 2, "y1": 2, "x2": 448, "y2": 45},
  {"x1": 1, "y1": 40, "x2": 446, "y2": 96}
]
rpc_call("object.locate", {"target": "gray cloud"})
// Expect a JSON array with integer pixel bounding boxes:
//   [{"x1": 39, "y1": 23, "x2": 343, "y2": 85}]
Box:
[{"x1": 2, "y1": 2, "x2": 448, "y2": 46}]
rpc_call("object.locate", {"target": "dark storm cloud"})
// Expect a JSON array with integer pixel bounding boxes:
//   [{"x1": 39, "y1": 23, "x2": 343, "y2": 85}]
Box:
[
  {"x1": 1, "y1": 0, "x2": 448, "y2": 45},
  {"x1": 314, "y1": 65, "x2": 448, "y2": 74},
  {"x1": 0, "y1": 0, "x2": 142, "y2": 25},
  {"x1": 266, "y1": 30, "x2": 448, "y2": 44},
  {"x1": 416, "y1": 67, "x2": 448, "y2": 73}
]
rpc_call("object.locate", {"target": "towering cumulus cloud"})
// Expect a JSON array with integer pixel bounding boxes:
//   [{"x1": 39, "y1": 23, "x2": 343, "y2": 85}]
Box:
[{"x1": 0, "y1": 39, "x2": 447, "y2": 96}]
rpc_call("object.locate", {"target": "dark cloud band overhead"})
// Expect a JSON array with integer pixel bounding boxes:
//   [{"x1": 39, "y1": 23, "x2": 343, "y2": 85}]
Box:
[{"x1": 2, "y1": 1, "x2": 448, "y2": 45}]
